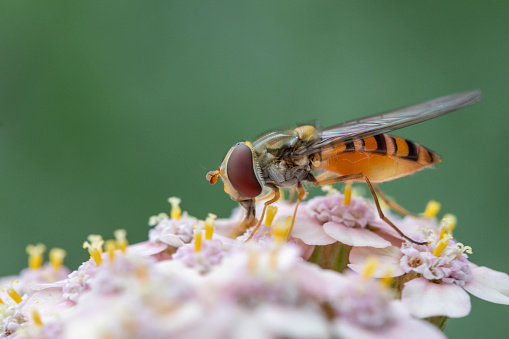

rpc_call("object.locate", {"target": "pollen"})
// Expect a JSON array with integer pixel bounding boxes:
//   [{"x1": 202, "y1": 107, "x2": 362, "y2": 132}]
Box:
[
  {"x1": 32, "y1": 308, "x2": 43, "y2": 327},
  {"x1": 7, "y1": 287, "x2": 22, "y2": 304},
  {"x1": 194, "y1": 228, "x2": 203, "y2": 253},
  {"x1": 0, "y1": 297, "x2": 4, "y2": 305},
  {"x1": 49, "y1": 248, "x2": 66, "y2": 270},
  {"x1": 26, "y1": 243, "x2": 46, "y2": 270},
  {"x1": 380, "y1": 269, "x2": 393, "y2": 288},
  {"x1": 442, "y1": 213, "x2": 458, "y2": 233},
  {"x1": 114, "y1": 229, "x2": 128, "y2": 252},
  {"x1": 362, "y1": 257, "x2": 378, "y2": 279},
  {"x1": 265, "y1": 206, "x2": 278, "y2": 227},
  {"x1": 205, "y1": 213, "x2": 217, "y2": 240},
  {"x1": 439, "y1": 219, "x2": 451, "y2": 241},
  {"x1": 168, "y1": 197, "x2": 182, "y2": 220},
  {"x1": 273, "y1": 217, "x2": 292, "y2": 245},
  {"x1": 105, "y1": 240, "x2": 116, "y2": 262},
  {"x1": 343, "y1": 181, "x2": 353, "y2": 206},
  {"x1": 83, "y1": 234, "x2": 104, "y2": 266},
  {"x1": 424, "y1": 200, "x2": 441, "y2": 218},
  {"x1": 433, "y1": 237, "x2": 450, "y2": 257}
]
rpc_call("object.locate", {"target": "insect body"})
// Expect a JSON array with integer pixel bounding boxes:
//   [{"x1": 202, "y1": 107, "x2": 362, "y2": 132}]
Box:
[{"x1": 207, "y1": 90, "x2": 481, "y2": 244}]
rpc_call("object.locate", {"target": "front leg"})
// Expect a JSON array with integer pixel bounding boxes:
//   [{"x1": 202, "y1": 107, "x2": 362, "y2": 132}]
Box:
[{"x1": 229, "y1": 198, "x2": 257, "y2": 238}]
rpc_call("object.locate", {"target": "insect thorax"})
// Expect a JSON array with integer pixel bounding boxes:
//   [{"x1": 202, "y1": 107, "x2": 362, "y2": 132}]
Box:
[{"x1": 253, "y1": 130, "x2": 318, "y2": 188}]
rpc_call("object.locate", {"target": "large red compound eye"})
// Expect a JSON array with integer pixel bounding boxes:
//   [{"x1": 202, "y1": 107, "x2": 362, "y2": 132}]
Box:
[{"x1": 227, "y1": 143, "x2": 263, "y2": 198}]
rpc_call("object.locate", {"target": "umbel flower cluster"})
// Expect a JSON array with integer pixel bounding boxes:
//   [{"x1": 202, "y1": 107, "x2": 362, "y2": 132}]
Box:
[{"x1": 1, "y1": 187, "x2": 508, "y2": 339}]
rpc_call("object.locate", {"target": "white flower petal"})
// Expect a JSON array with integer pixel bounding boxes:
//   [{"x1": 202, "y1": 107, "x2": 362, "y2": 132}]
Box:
[
  {"x1": 160, "y1": 234, "x2": 185, "y2": 247},
  {"x1": 402, "y1": 278, "x2": 471, "y2": 318},
  {"x1": 464, "y1": 266, "x2": 509, "y2": 304},
  {"x1": 291, "y1": 216, "x2": 337, "y2": 245},
  {"x1": 348, "y1": 246, "x2": 404, "y2": 277},
  {"x1": 323, "y1": 222, "x2": 391, "y2": 248}
]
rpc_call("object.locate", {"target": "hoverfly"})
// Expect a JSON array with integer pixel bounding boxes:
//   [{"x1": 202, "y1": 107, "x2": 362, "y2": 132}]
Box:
[{"x1": 206, "y1": 90, "x2": 481, "y2": 245}]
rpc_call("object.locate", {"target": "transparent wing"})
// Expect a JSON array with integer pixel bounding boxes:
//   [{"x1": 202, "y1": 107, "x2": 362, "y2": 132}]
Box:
[{"x1": 297, "y1": 90, "x2": 481, "y2": 155}]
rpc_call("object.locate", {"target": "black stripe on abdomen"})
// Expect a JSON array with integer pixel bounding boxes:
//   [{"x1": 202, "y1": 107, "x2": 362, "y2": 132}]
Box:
[
  {"x1": 403, "y1": 139, "x2": 419, "y2": 161},
  {"x1": 373, "y1": 134, "x2": 387, "y2": 155}
]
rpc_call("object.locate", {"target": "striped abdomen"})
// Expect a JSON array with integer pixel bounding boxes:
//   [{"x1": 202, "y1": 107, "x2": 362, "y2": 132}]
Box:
[{"x1": 320, "y1": 134, "x2": 440, "y2": 183}]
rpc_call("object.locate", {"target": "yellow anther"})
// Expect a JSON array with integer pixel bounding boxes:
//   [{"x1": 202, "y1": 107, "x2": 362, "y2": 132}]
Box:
[
  {"x1": 105, "y1": 240, "x2": 116, "y2": 262},
  {"x1": 114, "y1": 229, "x2": 128, "y2": 252},
  {"x1": 265, "y1": 206, "x2": 278, "y2": 227},
  {"x1": 26, "y1": 244, "x2": 46, "y2": 270},
  {"x1": 439, "y1": 219, "x2": 451, "y2": 241},
  {"x1": 168, "y1": 197, "x2": 182, "y2": 220},
  {"x1": 205, "y1": 213, "x2": 217, "y2": 240},
  {"x1": 194, "y1": 229, "x2": 202, "y2": 253},
  {"x1": 424, "y1": 200, "x2": 441, "y2": 218},
  {"x1": 7, "y1": 287, "x2": 22, "y2": 304},
  {"x1": 442, "y1": 214, "x2": 457, "y2": 233},
  {"x1": 32, "y1": 308, "x2": 43, "y2": 327},
  {"x1": 380, "y1": 269, "x2": 393, "y2": 288},
  {"x1": 433, "y1": 237, "x2": 450, "y2": 257},
  {"x1": 273, "y1": 217, "x2": 292, "y2": 245},
  {"x1": 83, "y1": 235, "x2": 104, "y2": 266},
  {"x1": 362, "y1": 257, "x2": 378, "y2": 279},
  {"x1": 0, "y1": 297, "x2": 4, "y2": 304},
  {"x1": 344, "y1": 181, "x2": 353, "y2": 206},
  {"x1": 49, "y1": 248, "x2": 66, "y2": 270}
]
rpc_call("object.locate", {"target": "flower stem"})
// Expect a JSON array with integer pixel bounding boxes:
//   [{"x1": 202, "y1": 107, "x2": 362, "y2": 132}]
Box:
[
  {"x1": 308, "y1": 242, "x2": 351, "y2": 272},
  {"x1": 427, "y1": 316, "x2": 449, "y2": 330}
]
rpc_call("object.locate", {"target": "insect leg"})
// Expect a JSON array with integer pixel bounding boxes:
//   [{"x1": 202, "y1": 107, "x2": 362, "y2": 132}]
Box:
[
  {"x1": 372, "y1": 183, "x2": 417, "y2": 217},
  {"x1": 247, "y1": 184, "x2": 280, "y2": 240},
  {"x1": 313, "y1": 174, "x2": 428, "y2": 245},
  {"x1": 286, "y1": 183, "x2": 306, "y2": 242},
  {"x1": 229, "y1": 199, "x2": 257, "y2": 238}
]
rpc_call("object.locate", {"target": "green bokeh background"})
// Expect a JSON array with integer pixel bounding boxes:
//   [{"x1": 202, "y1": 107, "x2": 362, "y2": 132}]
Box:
[{"x1": 1, "y1": 1, "x2": 508, "y2": 337}]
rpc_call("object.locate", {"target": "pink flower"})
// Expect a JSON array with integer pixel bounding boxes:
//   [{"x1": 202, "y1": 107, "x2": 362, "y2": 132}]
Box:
[
  {"x1": 327, "y1": 270, "x2": 445, "y2": 339},
  {"x1": 349, "y1": 227, "x2": 509, "y2": 318}
]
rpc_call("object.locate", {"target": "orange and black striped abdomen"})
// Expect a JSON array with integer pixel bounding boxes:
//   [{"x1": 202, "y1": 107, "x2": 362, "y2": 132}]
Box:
[{"x1": 320, "y1": 134, "x2": 440, "y2": 183}]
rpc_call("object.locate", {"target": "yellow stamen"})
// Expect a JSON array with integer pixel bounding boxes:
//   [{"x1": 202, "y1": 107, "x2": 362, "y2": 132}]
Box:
[
  {"x1": 83, "y1": 235, "x2": 104, "y2": 266},
  {"x1": 433, "y1": 237, "x2": 450, "y2": 256},
  {"x1": 7, "y1": 287, "x2": 22, "y2": 304},
  {"x1": 26, "y1": 244, "x2": 46, "y2": 270},
  {"x1": 168, "y1": 197, "x2": 182, "y2": 220},
  {"x1": 439, "y1": 219, "x2": 451, "y2": 241},
  {"x1": 105, "y1": 240, "x2": 116, "y2": 262},
  {"x1": 442, "y1": 213, "x2": 457, "y2": 233},
  {"x1": 114, "y1": 229, "x2": 128, "y2": 252},
  {"x1": 362, "y1": 257, "x2": 378, "y2": 279},
  {"x1": 49, "y1": 248, "x2": 66, "y2": 270},
  {"x1": 380, "y1": 270, "x2": 393, "y2": 288},
  {"x1": 273, "y1": 217, "x2": 291, "y2": 245},
  {"x1": 32, "y1": 308, "x2": 43, "y2": 326},
  {"x1": 0, "y1": 297, "x2": 4, "y2": 304},
  {"x1": 424, "y1": 200, "x2": 441, "y2": 218},
  {"x1": 194, "y1": 229, "x2": 202, "y2": 253},
  {"x1": 343, "y1": 181, "x2": 353, "y2": 205},
  {"x1": 265, "y1": 206, "x2": 278, "y2": 227},
  {"x1": 205, "y1": 213, "x2": 217, "y2": 240}
]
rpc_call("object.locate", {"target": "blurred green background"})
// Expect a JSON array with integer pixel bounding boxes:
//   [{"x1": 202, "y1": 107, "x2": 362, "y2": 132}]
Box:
[{"x1": 1, "y1": 0, "x2": 508, "y2": 336}]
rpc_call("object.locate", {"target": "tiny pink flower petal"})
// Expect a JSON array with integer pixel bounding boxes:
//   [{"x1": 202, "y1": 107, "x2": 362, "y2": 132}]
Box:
[
  {"x1": 463, "y1": 266, "x2": 509, "y2": 304},
  {"x1": 290, "y1": 215, "x2": 336, "y2": 245},
  {"x1": 21, "y1": 287, "x2": 74, "y2": 320},
  {"x1": 323, "y1": 222, "x2": 392, "y2": 248},
  {"x1": 348, "y1": 246, "x2": 404, "y2": 277},
  {"x1": 402, "y1": 277, "x2": 471, "y2": 318},
  {"x1": 128, "y1": 241, "x2": 168, "y2": 256}
]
